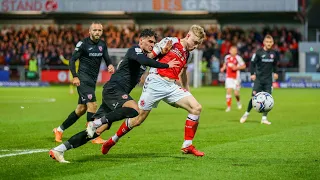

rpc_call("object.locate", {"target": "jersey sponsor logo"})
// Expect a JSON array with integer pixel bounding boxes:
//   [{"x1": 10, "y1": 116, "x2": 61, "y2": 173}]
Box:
[
  {"x1": 87, "y1": 94, "x2": 92, "y2": 100},
  {"x1": 261, "y1": 58, "x2": 274, "y2": 62},
  {"x1": 122, "y1": 94, "x2": 128, "y2": 99},
  {"x1": 76, "y1": 41, "x2": 83, "y2": 47},
  {"x1": 140, "y1": 100, "x2": 145, "y2": 107},
  {"x1": 135, "y1": 48, "x2": 142, "y2": 53},
  {"x1": 171, "y1": 47, "x2": 186, "y2": 61},
  {"x1": 98, "y1": 46, "x2": 103, "y2": 51},
  {"x1": 89, "y1": 53, "x2": 103, "y2": 57}
]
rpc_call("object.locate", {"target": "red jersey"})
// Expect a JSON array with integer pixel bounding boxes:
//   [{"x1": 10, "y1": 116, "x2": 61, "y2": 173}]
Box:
[
  {"x1": 224, "y1": 54, "x2": 245, "y2": 79},
  {"x1": 151, "y1": 37, "x2": 189, "y2": 80}
]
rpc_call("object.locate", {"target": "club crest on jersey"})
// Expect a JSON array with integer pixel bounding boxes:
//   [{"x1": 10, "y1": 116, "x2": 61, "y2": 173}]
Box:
[
  {"x1": 87, "y1": 94, "x2": 92, "y2": 100},
  {"x1": 270, "y1": 54, "x2": 274, "y2": 59},
  {"x1": 140, "y1": 100, "x2": 145, "y2": 107},
  {"x1": 98, "y1": 46, "x2": 103, "y2": 51},
  {"x1": 122, "y1": 94, "x2": 128, "y2": 99}
]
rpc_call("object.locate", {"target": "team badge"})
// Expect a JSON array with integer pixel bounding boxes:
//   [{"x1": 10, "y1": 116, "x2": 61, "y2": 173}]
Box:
[
  {"x1": 270, "y1": 54, "x2": 274, "y2": 59},
  {"x1": 98, "y1": 46, "x2": 103, "y2": 51},
  {"x1": 140, "y1": 100, "x2": 145, "y2": 107},
  {"x1": 122, "y1": 94, "x2": 128, "y2": 99},
  {"x1": 87, "y1": 94, "x2": 93, "y2": 100}
]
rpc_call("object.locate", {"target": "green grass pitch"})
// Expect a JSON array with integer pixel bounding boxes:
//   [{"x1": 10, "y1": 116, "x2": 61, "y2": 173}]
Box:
[{"x1": 0, "y1": 86, "x2": 319, "y2": 180}]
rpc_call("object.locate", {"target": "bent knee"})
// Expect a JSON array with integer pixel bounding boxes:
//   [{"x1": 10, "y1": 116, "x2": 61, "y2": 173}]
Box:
[
  {"x1": 87, "y1": 102, "x2": 98, "y2": 111},
  {"x1": 190, "y1": 103, "x2": 202, "y2": 115},
  {"x1": 76, "y1": 105, "x2": 87, "y2": 115}
]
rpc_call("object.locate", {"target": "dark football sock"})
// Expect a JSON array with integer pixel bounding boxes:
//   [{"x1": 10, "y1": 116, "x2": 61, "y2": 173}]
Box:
[
  {"x1": 60, "y1": 111, "x2": 80, "y2": 130},
  {"x1": 247, "y1": 99, "x2": 253, "y2": 112},
  {"x1": 101, "y1": 107, "x2": 139, "y2": 125},
  {"x1": 64, "y1": 130, "x2": 99, "y2": 149},
  {"x1": 87, "y1": 112, "x2": 95, "y2": 122}
]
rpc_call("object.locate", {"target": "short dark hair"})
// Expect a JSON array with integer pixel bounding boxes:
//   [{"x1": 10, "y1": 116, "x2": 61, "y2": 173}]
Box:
[
  {"x1": 139, "y1": 28, "x2": 157, "y2": 39},
  {"x1": 91, "y1": 21, "x2": 102, "y2": 25}
]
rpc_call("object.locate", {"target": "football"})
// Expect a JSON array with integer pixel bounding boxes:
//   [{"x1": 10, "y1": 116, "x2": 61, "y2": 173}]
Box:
[{"x1": 252, "y1": 92, "x2": 274, "y2": 113}]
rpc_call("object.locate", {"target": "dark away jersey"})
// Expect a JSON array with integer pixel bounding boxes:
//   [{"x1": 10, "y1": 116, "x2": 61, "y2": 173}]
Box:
[
  {"x1": 107, "y1": 45, "x2": 169, "y2": 94},
  {"x1": 69, "y1": 37, "x2": 111, "y2": 86},
  {"x1": 250, "y1": 48, "x2": 279, "y2": 83}
]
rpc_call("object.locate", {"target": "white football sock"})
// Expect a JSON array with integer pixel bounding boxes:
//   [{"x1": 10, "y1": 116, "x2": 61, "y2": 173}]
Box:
[
  {"x1": 182, "y1": 140, "x2": 192, "y2": 148},
  {"x1": 57, "y1": 126, "x2": 64, "y2": 132},
  {"x1": 244, "y1": 112, "x2": 250, "y2": 116},
  {"x1": 111, "y1": 135, "x2": 119, "y2": 142},
  {"x1": 53, "y1": 144, "x2": 67, "y2": 152},
  {"x1": 262, "y1": 116, "x2": 267, "y2": 121},
  {"x1": 92, "y1": 118, "x2": 103, "y2": 127}
]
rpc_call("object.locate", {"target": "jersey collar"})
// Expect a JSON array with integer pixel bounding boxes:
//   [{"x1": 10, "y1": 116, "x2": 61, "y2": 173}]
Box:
[{"x1": 88, "y1": 37, "x2": 100, "y2": 44}]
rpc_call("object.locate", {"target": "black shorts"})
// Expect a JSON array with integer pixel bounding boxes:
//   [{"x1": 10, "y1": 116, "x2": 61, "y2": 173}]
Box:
[
  {"x1": 252, "y1": 80, "x2": 272, "y2": 96},
  {"x1": 92, "y1": 82, "x2": 133, "y2": 129},
  {"x1": 77, "y1": 82, "x2": 96, "y2": 104},
  {"x1": 92, "y1": 82, "x2": 133, "y2": 119}
]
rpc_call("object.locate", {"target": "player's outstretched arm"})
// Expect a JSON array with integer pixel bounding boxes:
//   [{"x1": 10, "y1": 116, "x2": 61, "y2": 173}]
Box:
[{"x1": 131, "y1": 48, "x2": 177, "y2": 68}]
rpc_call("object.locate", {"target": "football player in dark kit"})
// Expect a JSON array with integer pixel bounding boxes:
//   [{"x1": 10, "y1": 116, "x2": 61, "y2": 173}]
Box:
[
  {"x1": 240, "y1": 35, "x2": 279, "y2": 125},
  {"x1": 52, "y1": 22, "x2": 115, "y2": 144},
  {"x1": 49, "y1": 29, "x2": 179, "y2": 163}
]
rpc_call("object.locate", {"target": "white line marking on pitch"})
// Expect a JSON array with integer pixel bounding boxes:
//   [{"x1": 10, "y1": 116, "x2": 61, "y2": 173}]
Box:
[{"x1": 0, "y1": 149, "x2": 48, "y2": 158}]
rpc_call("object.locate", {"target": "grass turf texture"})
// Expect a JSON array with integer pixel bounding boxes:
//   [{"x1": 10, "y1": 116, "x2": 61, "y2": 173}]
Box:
[{"x1": 0, "y1": 86, "x2": 319, "y2": 180}]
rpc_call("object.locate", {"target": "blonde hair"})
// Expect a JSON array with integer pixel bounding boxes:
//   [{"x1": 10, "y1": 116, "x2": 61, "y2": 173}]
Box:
[
  {"x1": 190, "y1": 25, "x2": 206, "y2": 41},
  {"x1": 264, "y1": 34, "x2": 274, "y2": 40}
]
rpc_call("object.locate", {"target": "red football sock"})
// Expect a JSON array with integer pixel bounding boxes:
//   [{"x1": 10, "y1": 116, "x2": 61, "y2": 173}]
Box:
[
  {"x1": 116, "y1": 118, "x2": 132, "y2": 138},
  {"x1": 184, "y1": 115, "x2": 199, "y2": 141},
  {"x1": 226, "y1": 94, "x2": 232, "y2": 107}
]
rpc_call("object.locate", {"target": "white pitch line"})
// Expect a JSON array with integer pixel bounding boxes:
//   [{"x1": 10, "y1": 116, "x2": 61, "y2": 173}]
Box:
[
  {"x1": 0, "y1": 149, "x2": 48, "y2": 158},
  {"x1": 0, "y1": 98, "x2": 56, "y2": 104}
]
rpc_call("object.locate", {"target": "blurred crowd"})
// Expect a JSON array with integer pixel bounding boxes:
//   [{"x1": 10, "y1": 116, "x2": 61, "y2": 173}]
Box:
[{"x1": 0, "y1": 24, "x2": 301, "y2": 70}]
